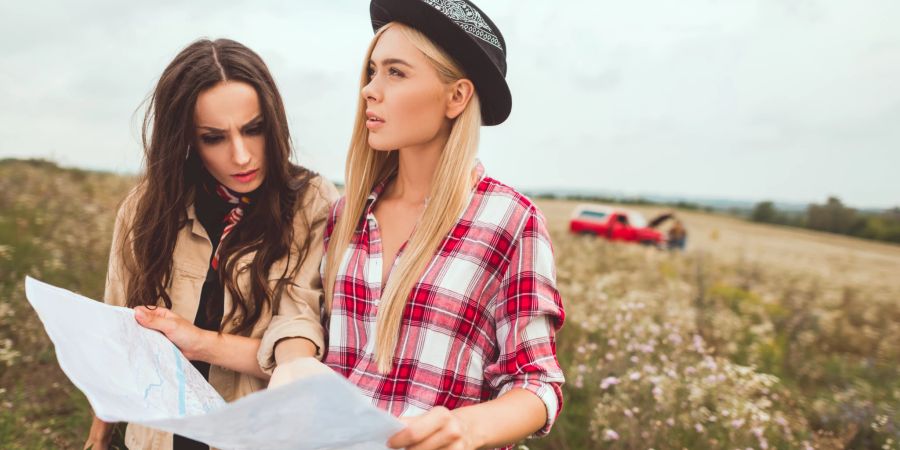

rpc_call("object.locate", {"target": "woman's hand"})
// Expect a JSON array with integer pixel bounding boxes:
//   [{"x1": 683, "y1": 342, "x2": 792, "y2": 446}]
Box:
[
  {"x1": 134, "y1": 306, "x2": 208, "y2": 360},
  {"x1": 386, "y1": 406, "x2": 483, "y2": 450},
  {"x1": 267, "y1": 357, "x2": 332, "y2": 389},
  {"x1": 83, "y1": 415, "x2": 113, "y2": 450}
]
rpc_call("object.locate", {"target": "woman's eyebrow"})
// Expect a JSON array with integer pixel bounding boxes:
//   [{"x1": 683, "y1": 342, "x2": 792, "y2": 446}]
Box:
[
  {"x1": 240, "y1": 115, "x2": 263, "y2": 129},
  {"x1": 197, "y1": 115, "x2": 262, "y2": 132},
  {"x1": 369, "y1": 58, "x2": 413, "y2": 68}
]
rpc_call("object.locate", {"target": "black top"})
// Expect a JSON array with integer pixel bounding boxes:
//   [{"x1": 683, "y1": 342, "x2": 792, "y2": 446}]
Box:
[
  {"x1": 173, "y1": 176, "x2": 258, "y2": 450},
  {"x1": 190, "y1": 179, "x2": 233, "y2": 379}
]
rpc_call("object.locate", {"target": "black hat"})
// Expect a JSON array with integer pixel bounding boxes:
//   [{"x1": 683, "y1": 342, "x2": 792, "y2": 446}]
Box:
[{"x1": 370, "y1": 0, "x2": 512, "y2": 126}]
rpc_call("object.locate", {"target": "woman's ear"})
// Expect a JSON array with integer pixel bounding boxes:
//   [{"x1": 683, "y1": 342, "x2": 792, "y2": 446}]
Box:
[{"x1": 445, "y1": 78, "x2": 475, "y2": 120}]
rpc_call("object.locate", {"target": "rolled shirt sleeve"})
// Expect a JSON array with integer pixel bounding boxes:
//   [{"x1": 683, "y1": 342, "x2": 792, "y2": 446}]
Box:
[
  {"x1": 483, "y1": 206, "x2": 565, "y2": 436},
  {"x1": 257, "y1": 177, "x2": 339, "y2": 374}
]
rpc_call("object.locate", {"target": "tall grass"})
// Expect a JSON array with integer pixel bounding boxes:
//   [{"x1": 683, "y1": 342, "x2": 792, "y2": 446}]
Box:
[
  {"x1": 531, "y1": 231, "x2": 899, "y2": 449},
  {"x1": 1, "y1": 160, "x2": 897, "y2": 449},
  {"x1": 0, "y1": 159, "x2": 132, "y2": 448}
]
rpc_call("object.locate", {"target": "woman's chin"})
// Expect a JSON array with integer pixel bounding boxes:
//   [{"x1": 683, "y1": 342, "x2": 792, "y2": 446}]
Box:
[
  {"x1": 225, "y1": 178, "x2": 264, "y2": 194},
  {"x1": 367, "y1": 137, "x2": 398, "y2": 152}
]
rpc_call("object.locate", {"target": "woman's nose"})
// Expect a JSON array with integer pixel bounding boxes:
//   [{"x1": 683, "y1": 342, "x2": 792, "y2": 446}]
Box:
[
  {"x1": 361, "y1": 77, "x2": 380, "y2": 103},
  {"x1": 231, "y1": 135, "x2": 251, "y2": 166}
]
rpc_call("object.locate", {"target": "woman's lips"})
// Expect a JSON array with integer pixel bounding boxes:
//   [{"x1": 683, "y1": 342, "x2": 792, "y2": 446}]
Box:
[
  {"x1": 366, "y1": 111, "x2": 385, "y2": 130},
  {"x1": 231, "y1": 169, "x2": 259, "y2": 184}
]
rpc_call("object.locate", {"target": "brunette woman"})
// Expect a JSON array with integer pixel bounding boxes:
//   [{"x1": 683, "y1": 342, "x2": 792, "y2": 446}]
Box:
[{"x1": 84, "y1": 38, "x2": 337, "y2": 450}]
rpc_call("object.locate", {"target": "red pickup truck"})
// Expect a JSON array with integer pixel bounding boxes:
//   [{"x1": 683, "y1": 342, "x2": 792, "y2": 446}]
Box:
[{"x1": 569, "y1": 204, "x2": 667, "y2": 246}]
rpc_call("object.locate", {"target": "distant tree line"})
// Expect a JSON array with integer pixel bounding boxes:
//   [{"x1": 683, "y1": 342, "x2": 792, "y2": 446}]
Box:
[
  {"x1": 751, "y1": 197, "x2": 900, "y2": 244},
  {"x1": 531, "y1": 192, "x2": 717, "y2": 212}
]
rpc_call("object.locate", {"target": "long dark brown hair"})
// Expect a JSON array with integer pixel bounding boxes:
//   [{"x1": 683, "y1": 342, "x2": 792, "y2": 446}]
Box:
[{"x1": 123, "y1": 38, "x2": 315, "y2": 335}]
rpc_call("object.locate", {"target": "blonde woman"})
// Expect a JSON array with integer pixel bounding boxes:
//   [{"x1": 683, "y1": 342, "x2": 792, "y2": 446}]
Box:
[{"x1": 319, "y1": 1, "x2": 565, "y2": 448}]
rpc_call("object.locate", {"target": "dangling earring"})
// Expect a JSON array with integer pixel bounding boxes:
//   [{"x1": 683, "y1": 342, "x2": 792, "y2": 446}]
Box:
[{"x1": 185, "y1": 144, "x2": 192, "y2": 160}]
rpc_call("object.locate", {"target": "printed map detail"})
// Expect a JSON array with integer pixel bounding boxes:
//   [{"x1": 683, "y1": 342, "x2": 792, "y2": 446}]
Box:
[{"x1": 24, "y1": 277, "x2": 402, "y2": 450}]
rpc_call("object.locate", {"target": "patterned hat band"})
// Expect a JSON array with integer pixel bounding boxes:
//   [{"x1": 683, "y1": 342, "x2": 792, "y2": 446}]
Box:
[{"x1": 421, "y1": 0, "x2": 503, "y2": 51}]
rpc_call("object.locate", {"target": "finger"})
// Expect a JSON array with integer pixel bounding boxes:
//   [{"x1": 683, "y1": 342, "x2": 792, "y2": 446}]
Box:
[
  {"x1": 135, "y1": 305, "x2": 172, "y2": 318},
  {"x1": 387, "y1": 407, "x2": 452, "y2": 449},
  {"x1": 407, "y1": 425, "x2": 463, "y2": 450},
  {"x1": 133, "y1": 306, "x2": 175, "y2": 333},
  {"x1": 285, "y1": 358, "x2": 331, "y2": 378},
  {"x1": 83, "y1": 441, "x2": 104, "y2": 450},
  {"x1": 407, "y1": 410, "x2": 465, "y2": 450},
  {"x1": 267, "y1": 370, "x2": 286, "y2": 389},
  {"x1": 133, "y1": 306, "x2": 155, "y2": 326}
]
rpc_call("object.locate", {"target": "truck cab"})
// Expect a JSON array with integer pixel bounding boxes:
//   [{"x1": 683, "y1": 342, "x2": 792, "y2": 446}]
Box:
[{"x1": 569, "y1": 204, "x2": 666, "y2": 246}]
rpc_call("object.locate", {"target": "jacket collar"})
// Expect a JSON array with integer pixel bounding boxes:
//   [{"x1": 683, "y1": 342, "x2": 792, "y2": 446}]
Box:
[{"x1": 186, "y1": 192, "x2": 210, "y2": 241}]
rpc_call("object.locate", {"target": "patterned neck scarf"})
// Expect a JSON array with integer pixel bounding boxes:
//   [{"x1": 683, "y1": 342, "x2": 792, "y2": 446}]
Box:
[
  {"x1": 213, "y1": 185, "x2": 248, "y2": 269},
  {"x1": 201, "y1": 178, "x2": 255, "y2": 271}
]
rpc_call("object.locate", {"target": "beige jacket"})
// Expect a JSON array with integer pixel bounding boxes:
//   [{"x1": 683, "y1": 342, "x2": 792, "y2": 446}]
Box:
[{"x1": 103, "y1": 175, "x2": 338, "y2": 450}]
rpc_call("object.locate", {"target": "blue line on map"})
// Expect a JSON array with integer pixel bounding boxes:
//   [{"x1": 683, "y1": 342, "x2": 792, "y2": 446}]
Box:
[
  {"x1": 143, "y1": 352, "x2": 164, "y2": 400},
  {"x1": 174, "y1": 345, "x2": 186, "y2": 416}
]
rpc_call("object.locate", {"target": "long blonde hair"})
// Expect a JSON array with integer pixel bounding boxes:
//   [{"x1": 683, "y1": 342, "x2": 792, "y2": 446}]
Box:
[{"x1": 324, "y1": 22, "x2": 483, "y2": 373}]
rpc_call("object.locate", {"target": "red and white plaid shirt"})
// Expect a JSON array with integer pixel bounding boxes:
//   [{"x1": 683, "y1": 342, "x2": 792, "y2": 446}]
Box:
[{"x1": 322, "y1": 162, "x2": 565, "y2": 438}]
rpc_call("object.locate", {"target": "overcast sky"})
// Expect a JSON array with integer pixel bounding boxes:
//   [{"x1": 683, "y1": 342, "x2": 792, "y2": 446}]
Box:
[{"x1": 1, "y1": 0, "x2": 898, "y2": 208}]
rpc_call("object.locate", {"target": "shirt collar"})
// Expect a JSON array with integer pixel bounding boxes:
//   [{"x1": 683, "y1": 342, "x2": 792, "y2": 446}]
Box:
[
  {"x1": 363, "y1": 171, "x2": 394, "y2": 216},
  {"x1": 473, "y1": 159, "x2": 485, "y2": 185}
]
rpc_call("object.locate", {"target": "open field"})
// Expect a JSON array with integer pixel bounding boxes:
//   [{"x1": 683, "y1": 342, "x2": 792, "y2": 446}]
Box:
[
  {"x1": 539, "y1": 200, "x2": 900, "y2": 296},
  {"x1": 1, "y1": 160, "x2": 898, "y2": 449},
  {"x1": 534, "y1": 199, "x2": 900, "y2": 449}
]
